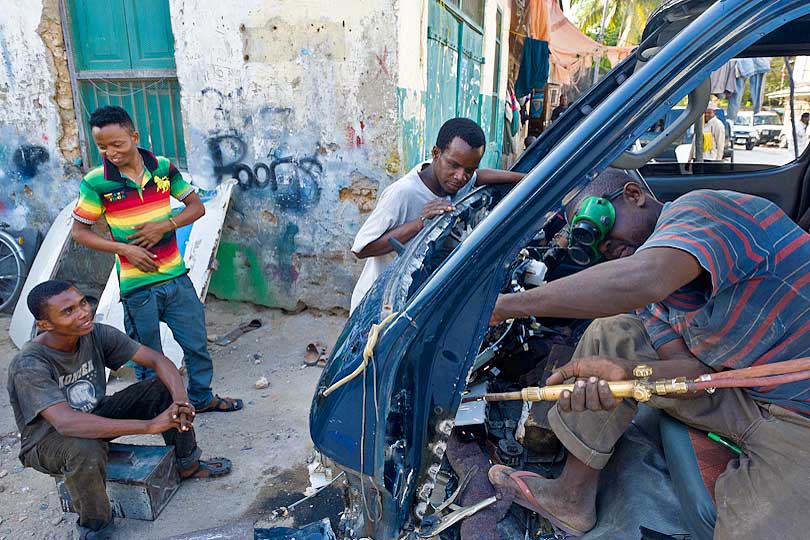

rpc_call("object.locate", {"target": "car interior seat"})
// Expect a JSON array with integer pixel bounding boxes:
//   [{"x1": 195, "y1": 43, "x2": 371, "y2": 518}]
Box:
[{"x1": 659, "y1": 414, "x2": 737, "y2": 540}]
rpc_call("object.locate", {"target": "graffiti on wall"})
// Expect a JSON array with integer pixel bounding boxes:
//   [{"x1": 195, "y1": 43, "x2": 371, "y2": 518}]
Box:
[
  {"x1": 205, "y1": 132, "x2": 323, "y2": 212},
  {"x1": 12, "y1": 144, "x2": 50, "y2": 178},
  {"x1": 186, "y1": 93, "x2": 385, "y2": 310},
  {"x1": 0, "y1": 127, "x2": 78, "y2": 231}
]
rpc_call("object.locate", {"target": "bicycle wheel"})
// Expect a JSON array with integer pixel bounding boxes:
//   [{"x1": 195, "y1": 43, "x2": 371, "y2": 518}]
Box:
[{"x1": 0, "y1": 230, "x2": 25, "y2": 313}]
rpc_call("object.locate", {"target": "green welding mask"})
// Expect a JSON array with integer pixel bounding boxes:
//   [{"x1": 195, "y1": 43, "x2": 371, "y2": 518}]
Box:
[{"x1": 568, "y1": 188, "x2": 622, "y2": 265}]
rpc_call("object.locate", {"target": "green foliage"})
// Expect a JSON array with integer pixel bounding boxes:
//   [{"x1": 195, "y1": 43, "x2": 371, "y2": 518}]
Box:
[{"x1": 571, "y1": 0, "x2": 666, "y2": 46}]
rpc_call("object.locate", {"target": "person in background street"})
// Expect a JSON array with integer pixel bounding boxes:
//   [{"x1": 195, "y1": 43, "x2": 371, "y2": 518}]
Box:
[
  {"x1": 788, "y1": 111, "x2": 810, "y2": 155},
  {"x1": 550, "y1": 94, "x2": 570, "y2": 122},
  {"x1": 71, "y1": 106, "x2": 242, "y2": 414},
  {"x1": 350, "y1": 117, "x2": 525, "y2": 312},
  {"x1": 691, "y1": 102, "x2": 726, "y2": 161},
  {"x1": 7, "y1": 281, "x2": 231, "y2": 540}
]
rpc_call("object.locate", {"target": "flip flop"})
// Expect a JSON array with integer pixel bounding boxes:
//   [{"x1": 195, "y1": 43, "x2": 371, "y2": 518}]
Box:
[
  {"x1": 180, "y1": 457, "x2": 232, "y2": 479},
  {"x1": 304, "y1": 341, "x2": 329, "y2": 367},
  {"x1": 197, "y1": 394, "x2": 244, "y2": 413},
  {"x1": 488, "y1": 465, "x2": 588, "y2": 537}
]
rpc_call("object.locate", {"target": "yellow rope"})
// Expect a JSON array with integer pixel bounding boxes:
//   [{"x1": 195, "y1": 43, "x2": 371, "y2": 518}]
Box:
[
  {"x1": 319, "y1": 311, "x2": 397, "y2": 520},
  {"x1": 321, "y1": 311, "x2": 398, "y2": 398}
]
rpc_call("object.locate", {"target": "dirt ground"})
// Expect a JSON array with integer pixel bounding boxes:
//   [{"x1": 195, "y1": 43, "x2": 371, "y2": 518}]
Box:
[{"x1": 0, "y1": 299, "x2": 348, "y2": 540}]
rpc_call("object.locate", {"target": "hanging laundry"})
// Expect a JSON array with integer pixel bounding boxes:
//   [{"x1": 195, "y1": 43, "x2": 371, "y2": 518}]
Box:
[
  {"x1": 542, "y1": 0, "x2": 633, "y2": 85},
  {"x1": 749, "y1": 58, "x2": 772, "y2": 113},
  {"x1": 710, "y1": 60, "x2": 737, "y2": 98},
  {"x1": 515, "y1": 38, "x2": 550, "y2": 98}
]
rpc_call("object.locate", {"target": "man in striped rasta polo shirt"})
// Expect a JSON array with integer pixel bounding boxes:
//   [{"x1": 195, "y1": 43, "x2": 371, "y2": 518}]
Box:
[
  {"x1": 71, "y1": 106, "x2": 242, "y2": 415},
  {"x1": 488, "y1": 168, "x2": 810, "y2": 539}
]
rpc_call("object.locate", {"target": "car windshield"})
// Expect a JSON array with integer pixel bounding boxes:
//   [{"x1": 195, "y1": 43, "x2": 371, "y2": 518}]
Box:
[
  {"x1": 754, "y1": 114, "x2": 780, "y2": 125},
  {"x1": 735, "y1": 115, "x2": 752, "y2": 125}
]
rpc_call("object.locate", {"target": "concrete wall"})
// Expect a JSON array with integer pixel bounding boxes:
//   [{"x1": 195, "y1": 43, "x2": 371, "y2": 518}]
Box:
[
  {"x1": 0, "y1": 0, "x2": 80, "y2": 231},
  {"x1": 171, "y1": 0, "x2": 401, "y2": 311}
]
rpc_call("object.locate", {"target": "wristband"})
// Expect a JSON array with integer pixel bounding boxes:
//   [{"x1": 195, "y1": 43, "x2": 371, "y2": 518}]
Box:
[{"x1": 169, "y1": 217, "x2": 179, "y2": 229}]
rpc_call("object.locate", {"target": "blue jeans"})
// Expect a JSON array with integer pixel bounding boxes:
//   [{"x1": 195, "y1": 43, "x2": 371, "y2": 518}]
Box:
[{"x1": 121, "y1": 274, "x2": 214, "y2": 409}]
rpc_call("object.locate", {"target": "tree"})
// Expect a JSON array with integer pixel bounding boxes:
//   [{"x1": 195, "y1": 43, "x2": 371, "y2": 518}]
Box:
[{"x1": 569, "y1": 0, "x2": 666, "y2": 46}]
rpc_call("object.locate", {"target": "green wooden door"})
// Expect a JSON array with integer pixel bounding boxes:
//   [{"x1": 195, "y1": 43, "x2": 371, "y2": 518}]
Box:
[
  {"x1": 123, "y1": 0, "x2": 176, "y2": 69},
  {"x1": 424, "y1": 0, "x2": 486, "y2": 161},
  {"x1": 426, "y1": 1, "x2": 460, "y2": 156},
  {"x1": 68, "y1": 0, "x2": 185, "y2": 167},
  {"x1": 71, "y1": 0, "x2": 131, "y2": 71},
  {"x1": 457, "y1": 28, "x2": 483, "y2": 121}
]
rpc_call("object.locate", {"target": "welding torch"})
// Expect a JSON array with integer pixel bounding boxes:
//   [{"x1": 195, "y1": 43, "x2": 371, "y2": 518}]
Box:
[{"x1": 462, "y1": 357, "x2": 810, "y2": 404}]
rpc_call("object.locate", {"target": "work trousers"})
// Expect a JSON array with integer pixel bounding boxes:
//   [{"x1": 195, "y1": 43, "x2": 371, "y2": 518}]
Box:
[
  {"x1": 122, "y1": 274, "x2": 214, "y2": 409},
  {"x1": 22, "y1": 379, "x2": 201, "y2": 531},
  {"x1": 547, "y1": 314, "x2": 810, "y2": 540}
]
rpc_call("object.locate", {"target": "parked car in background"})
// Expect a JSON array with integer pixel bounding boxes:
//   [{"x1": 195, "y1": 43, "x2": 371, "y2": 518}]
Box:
[
  {"x1": 735, "y1": 110, "x2": 783, "y2": 146},
  {"x1": 732, "y1": 113, "x2": 758, "y2": 150}
]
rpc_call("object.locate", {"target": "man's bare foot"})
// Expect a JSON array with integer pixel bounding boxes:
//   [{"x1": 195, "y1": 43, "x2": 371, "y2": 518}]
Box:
[{"x1": 488, "y1": 464, "x2": 597, "y2": 534}]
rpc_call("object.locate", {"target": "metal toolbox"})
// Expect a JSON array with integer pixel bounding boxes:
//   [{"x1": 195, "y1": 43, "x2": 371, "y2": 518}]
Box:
[{"x1": 56, "y1": 443, "x2": 180, "y2": 521}]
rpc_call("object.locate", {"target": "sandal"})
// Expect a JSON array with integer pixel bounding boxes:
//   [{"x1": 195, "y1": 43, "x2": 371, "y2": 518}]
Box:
[
  {"x1": 180, "y1": 457, "x2": 232, "y2": 479},
  {"x1": 304, "y1": 341, "x2": 329, "y2": 367},
  {"x1": 488, "y1": 465, "x2": 588, "y2": 537},
  {"x1": 197, "y1": 394, "x2": 244, "y2": 413}
]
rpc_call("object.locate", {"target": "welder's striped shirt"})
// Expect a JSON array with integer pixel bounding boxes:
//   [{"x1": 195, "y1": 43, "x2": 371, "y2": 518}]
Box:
[{"x1": 636, "y1": 190, "x2": 810, "y2": 415}]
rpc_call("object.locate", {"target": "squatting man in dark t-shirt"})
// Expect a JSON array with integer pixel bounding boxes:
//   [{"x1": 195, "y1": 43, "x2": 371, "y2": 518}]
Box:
[{"x1": 6, "y1": 280, "x2": 232, "y2": 540}]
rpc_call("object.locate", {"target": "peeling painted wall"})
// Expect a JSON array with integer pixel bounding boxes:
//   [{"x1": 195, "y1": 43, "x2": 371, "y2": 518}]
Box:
[
  {"x1": 171, "y1": 0, "x2": 401, "y2": 310},
  {"x1": 0, "y1": 0, "x2": 80, "y2": 231}
]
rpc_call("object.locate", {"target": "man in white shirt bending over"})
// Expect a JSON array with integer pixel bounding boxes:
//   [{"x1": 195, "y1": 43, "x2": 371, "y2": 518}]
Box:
[{"x1": 350, "y1": 117, "x2": 524, "y2": 312}]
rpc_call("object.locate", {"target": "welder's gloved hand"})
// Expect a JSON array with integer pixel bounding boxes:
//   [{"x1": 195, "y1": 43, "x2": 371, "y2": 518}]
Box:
[{"x1": 547, "y1": 356, "x2": 635, "y2": 413}]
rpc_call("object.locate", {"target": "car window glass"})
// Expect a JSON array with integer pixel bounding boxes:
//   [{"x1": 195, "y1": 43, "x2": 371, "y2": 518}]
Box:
[{"x1": 639, "y1": 54, "x2": 810, "y2": 176}]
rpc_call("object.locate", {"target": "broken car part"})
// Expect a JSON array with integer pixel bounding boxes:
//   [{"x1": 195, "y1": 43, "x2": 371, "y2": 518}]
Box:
[{"x1": 417, "y1": 496, "x2": 497, "y2": 538}]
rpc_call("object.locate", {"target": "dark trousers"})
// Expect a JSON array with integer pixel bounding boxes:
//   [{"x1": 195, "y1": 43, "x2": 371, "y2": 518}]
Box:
[
  {"x1": 22, "y1": 379, "x2": 200, "y2": 531},
  {"x1": 548, "y1": 315, "x2": 810, "y2": 540},
  {"x1": 122, "y1": 274, "x2": 215, "y2": 409}
]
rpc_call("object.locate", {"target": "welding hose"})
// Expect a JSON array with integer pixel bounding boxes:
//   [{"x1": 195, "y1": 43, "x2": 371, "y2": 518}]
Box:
[{"x1": 694, "y1": 368, "x2": 810, "y2": 391}]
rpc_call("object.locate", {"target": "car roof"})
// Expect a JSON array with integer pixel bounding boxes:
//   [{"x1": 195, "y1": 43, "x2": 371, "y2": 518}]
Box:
[{"x1": 642, "y1": 0, "x2": 810, "y2": 56}]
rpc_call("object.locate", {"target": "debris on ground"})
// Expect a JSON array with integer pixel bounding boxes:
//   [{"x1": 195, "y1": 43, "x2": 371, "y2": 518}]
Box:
[
  {"x1": 305, "y1": 453, "x2": 333, "y2": 497},
  {"x1": 255, "y1": 377, "x2": 270, "y2": 390},
  {"x1": 211, "y1": 319, "x2": 263, "y2": 346}
]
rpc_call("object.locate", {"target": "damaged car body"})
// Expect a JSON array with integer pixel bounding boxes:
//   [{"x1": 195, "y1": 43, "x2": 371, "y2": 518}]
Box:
[{"x1": 311, "y1": 1, "x2": 810, "y2": 539}]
